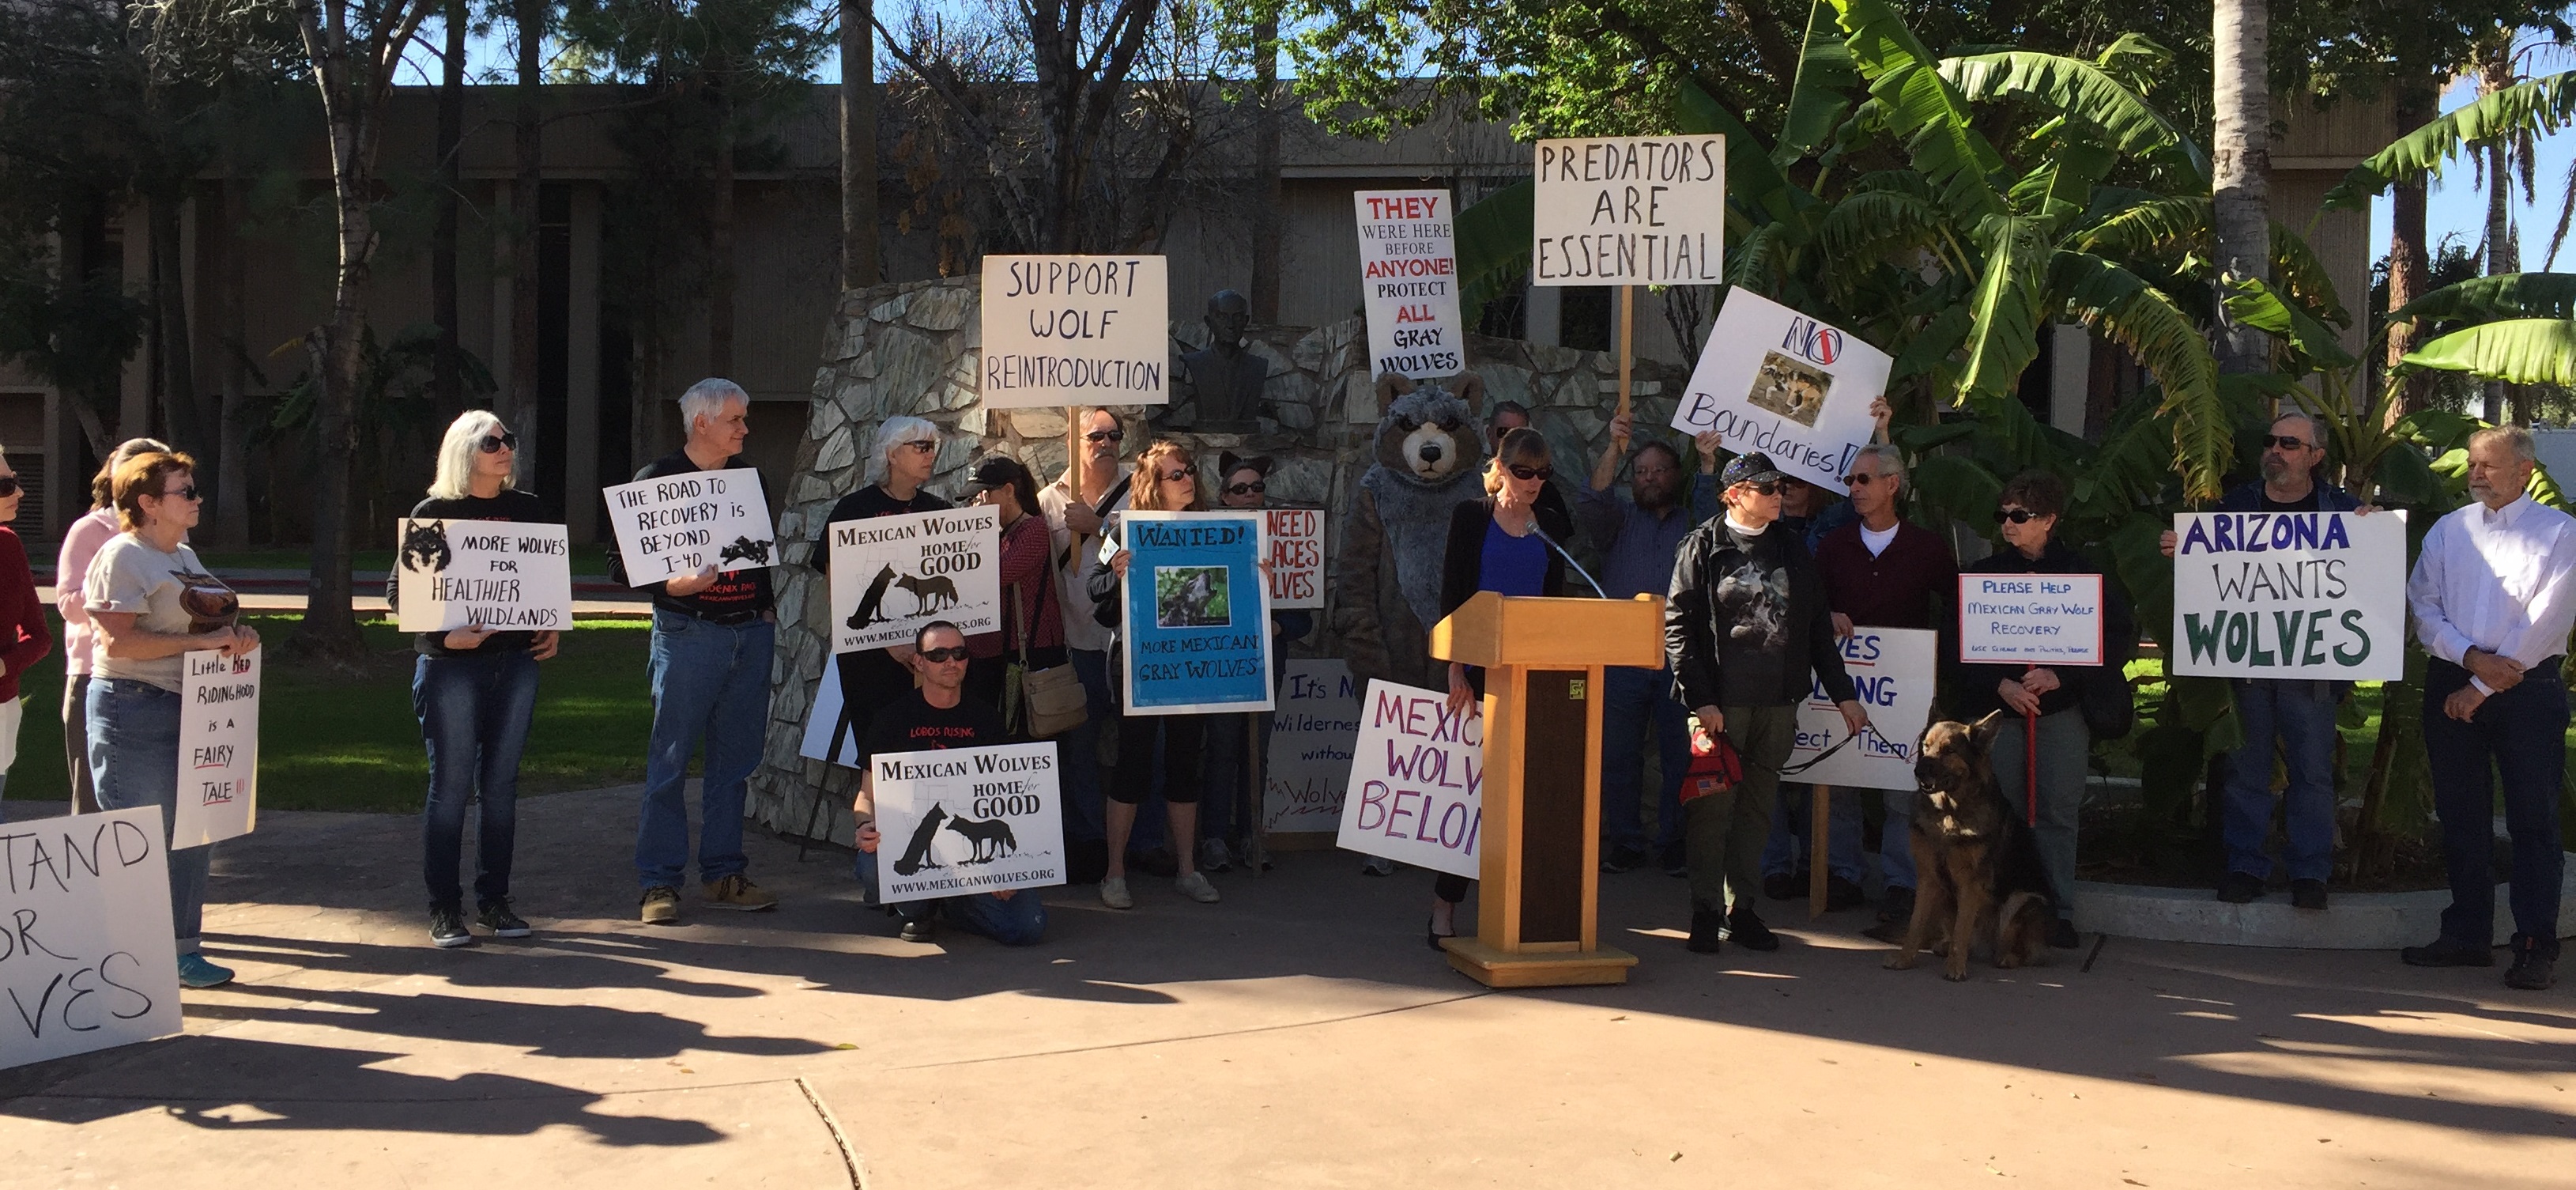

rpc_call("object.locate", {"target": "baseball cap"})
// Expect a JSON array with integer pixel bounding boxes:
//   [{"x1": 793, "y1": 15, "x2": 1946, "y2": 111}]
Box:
[
  {"x1": 1720, "y1": 452, "x2": 1784, "y2": 488},
  {"x1": 966, "y1": 456, "x2": 1025, "y2": 493}
]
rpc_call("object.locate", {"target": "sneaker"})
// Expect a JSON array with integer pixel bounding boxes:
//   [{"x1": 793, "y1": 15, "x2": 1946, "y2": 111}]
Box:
[
  {"x1": 1099, "y1": 876, "x2": 1133, "y2": 909},
  {"x1": 1660, "y1": 841, "x2": 1688, "y2": 878},
  {"x1": 2400, "y1": 937, "x2": 2494, "y2": 967},
  {"x1": 1600, "y1": 844, "x2": 1648, "y2": 875},
  {"x1": 1360, "y1": 856, "x2": 1397, "y2": 877},
  {"x1": 476, "y1": 899, "x2": 532, "y2": 938},
  {"x1": 1877, "y1": 885, "x2": 1916, "y2": 926},
  {"x1": 897, "y1": 916, "x2": 938, "y2": 943},
  {"x1": 639, "y1": 886, "x2": 681, "y2": 925},
  {"x1": 1762, "y1": 872, "x2": 1801, "y2": 901},
  {"x1": 1175, "y1": 871, "x2": 1221, "y2": 903},
  {"x1": 2506, "y1": 936, "x2": 2559, "y2": 990},
  {"x1": 1197, "y1": 838, "x2": 1233, "y2": 874},
  {"x1": 2288, "y1": 879, "x2": 2329, "y2": 911},
  {"x1": 2216, "y1": 871, "x2": 2265, "y2": 904},
  {"x1": 1825, "y1": 874, "x2": 1866, "y2": 912},
  {"x1": 176, "y1": 952, "x2": 234, "y2": 989},
  {"x1": 1687, "y1": 909, "x2": 1726, "y2": 954},
  {"x1": 429, "y1": 905, "x2": 476, "y2": 949},
  {"x1": 2046, "y1": 919, "x2": 2082, "y2": 950},
  {"x1": 1725, "y1": 907, "x2": 1780, "y2": 952},
  {"x1": 702, "y1": 874, "x2": 779, "y2": 911}
]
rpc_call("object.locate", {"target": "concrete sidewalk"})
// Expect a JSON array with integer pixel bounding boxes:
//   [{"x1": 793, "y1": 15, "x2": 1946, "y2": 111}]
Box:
[{"x1": 0, "y1": 787, "x2": 2568, "y2": 1188}]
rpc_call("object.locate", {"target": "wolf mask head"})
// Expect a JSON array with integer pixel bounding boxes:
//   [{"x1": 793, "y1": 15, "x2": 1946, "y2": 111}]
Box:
[{"x1": 1371, "y1": 373, "x2": 1487, "y2": 487}]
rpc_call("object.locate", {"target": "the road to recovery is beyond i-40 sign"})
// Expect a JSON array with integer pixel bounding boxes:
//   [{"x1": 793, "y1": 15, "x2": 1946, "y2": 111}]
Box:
[
  {"x1": 2168, "y1": 509, "x2": 2406, "y2": 682},
  {"x1": 1790, "y1": 627, "x2": 1937, "y2": 791},
  {"x1": 828, "y1": 506, "x2": 1002, "y2": 654},
  {"x1": 602, "y1": 467, "x2": 777, "y2": 585},
  {"x1": 1529, "y1": 136, "x2": 1726, "y2": 285},
  {"x1": 871, "y1": 742, "x2": 1065, "y2": 905},
  {"x1": 1958, "y1": 573, "x2": 2105, "y2": 666}
]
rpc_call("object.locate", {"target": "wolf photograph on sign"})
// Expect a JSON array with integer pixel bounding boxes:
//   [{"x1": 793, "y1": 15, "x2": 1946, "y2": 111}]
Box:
[
  {"x1": 1747, "y1": 351, "x2": 1831, "y2": 427},
  {"x1": 1156, "y1": 565, "x2": 1231, "y2": 628}
]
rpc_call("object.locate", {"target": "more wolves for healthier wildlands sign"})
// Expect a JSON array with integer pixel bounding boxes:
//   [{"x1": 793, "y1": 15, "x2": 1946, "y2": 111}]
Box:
[
  {"x1": 1352, "y1": 190, "x2": 1465, "y2": 380},
  {"x1": 602, "y1": 469, "x2": 778, "y2": 585},
  {"x1": 1115, "y1": 511, "x2": 1273, "y2": 715},
  {"x1": 1335, "y1": 678, "x2": 1481, "y2": 880},
  {"x1": 0, "y1": 807, "x2": 183, "y2": 1071},
  {"x1": 2168, "y1": 510, "x2": 2406, "y2": 682},
  {"x1": 1529, "y1": 136, "x2": 1726, "y2": 285},
  {"x1": 1670, "y1": 289, "x2": 1889, "y2": 496},
  {"x1": 1790, "y1": 627, "x2": 1937, "y2": 791},
  {"x1": 394, "y1": 519, "x2": 575, "y2": 633},
  {"x1": 871, "y1": 742, "x2": 1065, "y2": 905},
  {"x1": 828, "y1": 507, "x2": 1002, "y2": 654},
  {"x1": 173, "y1": 649, "x2": 258, "y2": 848},
  {"x1": 978, "y1": 255, "x2": 1170, "y2": 408}
]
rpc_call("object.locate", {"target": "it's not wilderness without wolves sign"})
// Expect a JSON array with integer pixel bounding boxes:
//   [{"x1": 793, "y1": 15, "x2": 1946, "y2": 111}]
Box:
[{"x1": 872, "y1": 742, "x2": 1066, "y2": 905}]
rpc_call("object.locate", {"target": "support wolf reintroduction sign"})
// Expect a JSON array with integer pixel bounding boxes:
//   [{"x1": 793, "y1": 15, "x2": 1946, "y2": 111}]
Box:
[
  {"x1": 828, "y1": 506, "x2": 1002, "y2": 653},
  {"x1": 1790, "y1": 627, "x2": 1937, "y2": 791},
  {"x1": 1530, "y1": 136, "x2": 1726, "y2": 285},
  {"x1": 2169, "y1": 510, "x2": 2407, "y2": 682},
  {"x1": 0, "y1": 807, "x2": 183, "y2": 1071},
  {"x1": 1353, "y1": 189, "x2": 1465, "y2": 379},
  {"x1": 872, "y1": 742, "x2": 1066, "y2": 905},
  {"x1": 1334, "y1": 678, "x2": 1482, "y2": 880},
  {"x1": 174, "y1": 649, "x2": 258, "y2": 849},
  {"x1": 1671, "y1": 289, "x2": 1890, "y2": 495},
  {"x1": 602, "y1": 469, "x2": 778, "y2": 585},
  {"x1": 979, "y1": 255, "x2": 1170, "y2": 408},
  {"x1": 395, "y1": 519, "x2": 575, "y2": 633},
  {"x1": 1116, "y1": 510, "x2": 1273, "y2": 714}
]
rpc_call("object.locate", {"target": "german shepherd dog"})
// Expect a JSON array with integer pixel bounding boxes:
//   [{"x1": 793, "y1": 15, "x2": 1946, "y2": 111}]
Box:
[{"x1": 1884, "y1": 712, "x2": 2056, "y2": 981}]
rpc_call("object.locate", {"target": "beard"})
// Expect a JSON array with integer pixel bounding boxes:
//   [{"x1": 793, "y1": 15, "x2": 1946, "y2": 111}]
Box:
[{"x1": 1635, "y1": 477, "x2": 1680, "y2": 511}]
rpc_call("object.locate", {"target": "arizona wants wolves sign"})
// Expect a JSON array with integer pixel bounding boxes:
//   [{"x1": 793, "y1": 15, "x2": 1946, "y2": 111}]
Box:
[{"x1": 2168, "y1": 509, "x2": 2405, "y2": 682}]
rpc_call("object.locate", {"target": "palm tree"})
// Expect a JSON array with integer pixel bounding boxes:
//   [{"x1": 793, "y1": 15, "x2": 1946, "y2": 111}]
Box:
[{"x1": 2212, "y1": 0, "x2": 2269, "y2": 376}]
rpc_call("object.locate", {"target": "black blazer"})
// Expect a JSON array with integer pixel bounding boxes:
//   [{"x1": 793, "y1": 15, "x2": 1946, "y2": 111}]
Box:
[{"x1": 1438, "y1": 495, "x2": 1575, "y2": 622}]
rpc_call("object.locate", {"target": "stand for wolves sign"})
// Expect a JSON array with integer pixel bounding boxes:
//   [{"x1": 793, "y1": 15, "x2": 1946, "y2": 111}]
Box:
[
  {"x1": 871, "y1": 742, "x2": 1065, "y2": 905},
  {"x1": 0, "y1": 807, "x2": 183, "y2": 1070},
  {"x1": 602, "y1": 469, "x2": 778, "y2": 584},
  {"x1": 1353, "y1": 190, "x2": 1465, "y2": 380},
  {"x1": 1671, "y1": 289, "x2": 1889, "y2": 496},
  {"x1": 2169, "y1": 510, "x2": 2406, "y2": 682},
  {"x1": 1115, "y1": 511, "x2": 1273, "y2": 714},
  {"x1": 828, "y1": 507, "x2": 1002, "y2": 653},
  {"x1": 173, "y1": 649, "x2": 258, "y2": 848},
  {"x1": 394, "y1": 519, "x2": 575, "y2": 632},
  {"x1": 1334, "y1": 678, "x2": 1482, "y2": 880}
]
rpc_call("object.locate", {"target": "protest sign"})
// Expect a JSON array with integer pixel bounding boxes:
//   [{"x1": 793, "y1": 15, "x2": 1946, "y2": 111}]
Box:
[
  {"x1": 1529, "y1": 136, "x2": 1726, "y2": 286},
  {"x1": 1116, "y1": 511, "x2": 1273, "y2": 714},
  {"x1": 1670, "y1": 289, "x2": 1890, "y2": 495},
  {"x1": 0, "y1": 807, "x2": 183, "y2": 1070},
  {"x1": 173, "y1": 649, "x2": 258, "y2": 848},
  {"x1": 1352, "y1": 189, "x2": 1465, "y2": 380},
  {"x1": 1263, "y1": 507, "x2": 1325, "y2": 610},
  {"x1": 870, "y1": 742, "x2": 1066, "y2": 905},
  {"x1": 2169, "y1": 510, "x2": 2406, "y2": 682},
  {"x1": 602, "y1": 467, "x2": 777, "y2": 587},
  {"x1": 828, "y1": 506, "x2": 1002, "y2": 654},
  {"x1": 1790, "y1": 628, "x2": 1937, "y2": 791},
  {"x1": 799, "y1": 663, "x2": 862, "y2": 768},
  {"x1": 1959, "y1": 573, "x2": 2106, "y2": 666},
  {"x1": 394, "y1": 519, "x2": 575, "y2": 633},
  {"x1": 1335, "y1": 678, "x2": 1481, "y2": 880},
  {"x1": 1265, "y1": 660, "x2": 1361, "y2": 834},
  {"x1": 979, "y1": 255, "x2": 1169, "y2": 408}
]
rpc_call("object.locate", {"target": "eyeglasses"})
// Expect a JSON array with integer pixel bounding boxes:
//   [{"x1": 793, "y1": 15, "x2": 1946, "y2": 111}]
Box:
[
  {"x1": 1161, "y1": 469, "x2": 1194, "y2": 483},
  {"x1": 916, "y1": 646, "x2": 970, "y2": 663},
  {"x1": 1995, "y1": 508, "x2": 2042, "y2": 524},
  {"x1": 1842, "y1": 472, "x2": 1877, "y2": 487},
  {"x1": 477, "y1": 431, "x2": 519, "y2": 454},
  {"x1": 1085, "y1": 429, "x2": 1125, "y2": 443},
  {"x1": 1506, "y1": 464, "x2": 1552, "y2": 482},
  {"x1": 2263, "y1": 434, "x2": 2317, "y2": 452},
  {"x1": 1225, "y1": 482, "x2": 1265, "y2": 496},
  {"x1": 900, "y1": 439, "x2": 938, "y2": 454},
  {"x1": 160, "y1": 485, "x2": 202, "y2": 502},
  {"x1": 0, "y1": 477, "x2": 18, "y2": 498}
]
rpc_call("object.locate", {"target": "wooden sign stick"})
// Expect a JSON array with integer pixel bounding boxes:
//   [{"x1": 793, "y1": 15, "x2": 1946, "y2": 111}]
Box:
[
  {"x1": 1809, "y1": 782, "x2": 1831, "y2": 920},
  {"x1": 1616, "y1": 285, "x2": 1635, "y2": 421}
]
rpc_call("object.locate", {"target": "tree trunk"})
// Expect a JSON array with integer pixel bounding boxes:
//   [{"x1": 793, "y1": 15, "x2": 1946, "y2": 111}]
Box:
[
  {"x1": 292, "y1": 115, "x2": 373, "y2": 663},
  {"x1": 213, "y1": 182, "x2": 252, "y2": 547},
  {"x1": 147, "y1": 189, "x2": 208, "y2": 456},
  {"x1": 839, "y1": 0, "x2": 878, "y2": 292},
  {"x1": 2384, "y1": 74, "x2": 2438, "y2": 425},
  {"x1": 1246, "y1": 6, "x2": 1282, "y2": 323},
  {"x1": 709, "y1": 77, "x2": 737, "y2": 376},
  {"x1": 431, "y1": 0, "x2": 466, "y2": 421},
  {"x1": 509, "y1": 0, "x2": 545, "y2": 482},
  {"x1": 2209, "y1": 0, "x2": 2270, "y2": 375}
]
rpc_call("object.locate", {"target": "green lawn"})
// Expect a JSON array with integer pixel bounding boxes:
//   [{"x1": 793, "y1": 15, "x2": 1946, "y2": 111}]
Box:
[{"x1": 6, "y1": 612, "x2": 658, "y2": 814}]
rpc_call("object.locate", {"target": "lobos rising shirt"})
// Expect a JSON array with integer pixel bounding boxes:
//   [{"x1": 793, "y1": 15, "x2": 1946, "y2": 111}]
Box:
[{"x1": 862, "y1": 688, "x2": 1006, "y2": 765}]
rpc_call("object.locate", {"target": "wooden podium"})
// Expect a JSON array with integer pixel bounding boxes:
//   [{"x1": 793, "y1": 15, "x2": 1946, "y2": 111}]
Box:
[{"x1": 1429, "y1": 591, "x2": 1664, "y2": 988}]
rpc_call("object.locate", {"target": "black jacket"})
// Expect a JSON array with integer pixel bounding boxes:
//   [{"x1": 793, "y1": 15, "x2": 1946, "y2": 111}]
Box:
[
  {"x1": 1665, "y1": 516, "x2": 1855, "y2": 710},
  {"x1": 1952, "y1": 538, "x2": 2137, "y2": 720},
  {"x1": 1438, "y1": 496, "x2": 1575, "y2": 621}
]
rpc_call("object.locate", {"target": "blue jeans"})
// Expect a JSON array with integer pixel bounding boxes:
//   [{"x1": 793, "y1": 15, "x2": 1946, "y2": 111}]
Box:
[
  {"x1": 2423, "y1": 658, "x2": 2567, "y2": 952},
  {"x1": 2222, "y1": 678, "x2": 2339, "y2": 883},
  {"x1": 638, "y1": 610, "x2": 772, "y2": 890},
  {"x1": 1601, "y1": 666, "x2": 1692, "y2": 853},
  {"x1": 1763, "y1": 787, "x2": 1866, "y2": 882},
  {"x1": 853, "y1": 848, "x2": 1047, "y2": 946},
  {"x1": 88, "y1": 678, "x2": 208, "y2": 954},
  {"x1": 414, "y1": 649, "x2": 540, "y2": 909}
]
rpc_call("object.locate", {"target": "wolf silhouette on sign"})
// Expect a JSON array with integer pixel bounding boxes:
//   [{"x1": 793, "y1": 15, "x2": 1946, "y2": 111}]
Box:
[
  {"x1": 720, "y1": 535, "x2": 772, "y2": 565},
  {"x1": 847, "y1": 564, "x2": 899, "y2": 632},
  {"x1": 400, "y1": 520, "x2": 453, "y2": 574},
  {"x1": 895, "y1": 571, "x2": 959, "y2": 614},
  {"x1": 946, "y1": 814, "x2": 1017, "y2": 863},
  {"x1": 892, "y1": 803, "x2": 952, "y2": 877}
]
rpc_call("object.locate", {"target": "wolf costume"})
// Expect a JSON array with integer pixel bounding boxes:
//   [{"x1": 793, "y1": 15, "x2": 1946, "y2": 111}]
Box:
[{"x1": 1333, "y1": 372, "x2": 1489, "y2": 689}]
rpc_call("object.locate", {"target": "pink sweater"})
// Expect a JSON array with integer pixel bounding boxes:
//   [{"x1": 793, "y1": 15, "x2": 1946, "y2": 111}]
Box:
[{"x1": 55, "y1": 506, "x2": 120, "y2": 677}]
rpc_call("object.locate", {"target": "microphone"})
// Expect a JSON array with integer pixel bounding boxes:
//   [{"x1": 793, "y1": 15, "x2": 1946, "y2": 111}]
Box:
[{"x1": 1528, "y1": 523, "x2": 1609, "y2": 599}]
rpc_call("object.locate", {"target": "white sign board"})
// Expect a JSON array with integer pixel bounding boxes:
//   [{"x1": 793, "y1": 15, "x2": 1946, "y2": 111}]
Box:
[
  {"x1": 1790, "y1": 628, "x2": 1937, "y2": 791},
  {"x1": 1670, "y1": 289, "x2": 1889, "y2": 496},
  {"x1": 173, "y1": 649, "x2": 258, "y2": 848},
  {"x1": 395, "y1": 519, "x2": 575, "y2": 633},
  {"x1": 1530, "y1": 136, "x2": 1726, "y2": 285},
  {"x1": 0, "y1": 807, "x2": 183, "y2": 1070},
  {"x1": 871, "y1": 742, "x2": 1067, "y2": 905},
  {"x1": 979, "y1": 255, "x2": 1170, "y2": 408},
  {"x1": 1352, "y1": 189, "x2": 1465, "y2": 380},
  {"x1": 800, "y1": 663, "x2": 863, "y2": 768},
  {"x1": 828, "y1": 507, "x2": 1002, "y2": 654},
  {"x1": 1262, "y1": 507, "x2": 1326, "y2": 610},
  {"x1": 602, "y1": 468, "x2": 778, "y2": 586},
  {"x1": 1959, "y1": 573, "x2": 2106, "y2": 666},
  {"x1": 2169, "y1": 510, "x2": 2406, "y2": 682},
  {"x1": 1335, "y1": 679, "x2": 1481, "y2": 880},
  {"x1": 1265, "y1": 659, "x2": 1360, "y2": 833}
]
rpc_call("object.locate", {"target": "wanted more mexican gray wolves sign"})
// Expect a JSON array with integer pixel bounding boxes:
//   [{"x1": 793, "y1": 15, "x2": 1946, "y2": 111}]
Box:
[
  {"x1": 395, "y1": 519, "x2": 575, "y2": 633},
  {"x1": 2169, "y1": 510, "x2": 2405, "y2": 682},
  {"x1": 828, "y1": 506, "x2": 1002, "y2": 654},
  {"x1": 602, "y1": 469, "x2": 778, "y2": 586},
  {"x1": 872, "y1": 742, "x2": 1065, "y2": 905}
]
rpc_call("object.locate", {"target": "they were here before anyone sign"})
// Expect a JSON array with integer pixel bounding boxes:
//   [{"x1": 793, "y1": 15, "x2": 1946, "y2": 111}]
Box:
[
  {"x1": 1670, "y1": 288, "x2": 1889, "y2": 497},
  {"x1": 2168, "y1": 510, "x2": 2406, "y2": 682},
  {"x1": 1352, "y1": 189, "x2": 1465, "y2": 380},
  {"x1": 395, "y1": 519, "x2": 575, "y2": 633},
  {"x1": 602, "y1": 468, "x2": 778, "y2": 585},
  {"x1": 0, "y1": 807, "x2": 183, "y2": 1071}
]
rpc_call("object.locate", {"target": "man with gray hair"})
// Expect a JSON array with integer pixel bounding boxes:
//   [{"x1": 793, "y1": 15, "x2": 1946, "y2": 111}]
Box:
[{"x1": 605, "y1": 378, "x2": 781, "y2": 924}]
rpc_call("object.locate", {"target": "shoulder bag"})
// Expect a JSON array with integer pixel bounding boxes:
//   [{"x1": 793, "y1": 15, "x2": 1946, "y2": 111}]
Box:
[{"x1": 1008, "y1": 546, "x2": 1088, "y2": 738}]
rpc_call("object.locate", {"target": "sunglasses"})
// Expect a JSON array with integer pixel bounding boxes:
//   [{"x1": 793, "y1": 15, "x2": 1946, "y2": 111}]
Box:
[
  {"x1": 159, "y1": 485, "x2": 202, "y2": 502},
  {"x1": 900, "y1": 439, "x2": 938, "y2": 454},
  {"x1": 1506, "y1": 464, "x2": 1553, "y2": 482},
  {"x1": 917, "y1": 646, "x2": 970, "y2": 663},
  {"x1": 1842, "y1": 472, "x2": 1877, "y2": 487},
  {"x1": 1161, "y1": 469, "x2": 1194, "y2": 483},
  {"x1": 477, "y1": 431, "x2": 519, "y2": 454},
  {"x1": 0, "y1": 477, "x2": 17, "y2": 498},
  {"x1": 1734, "y1": 480, "x2": 1779, "y2": 496},
  {"x1": 1995, "y1": 508, "x2": 2043, "y2": 524},
  {"x1": 1085, "y1": 429, "x2": 1126, "y2": 443},
  {"x1": 1225, "y1": 482, "x2": 1265, "y2": 496},
  {"x1": 2263, "y1": 434, "x2": 2317, "y2": 452}
]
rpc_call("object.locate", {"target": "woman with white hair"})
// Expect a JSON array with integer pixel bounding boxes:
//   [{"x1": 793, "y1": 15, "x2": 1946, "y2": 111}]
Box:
[
  {"x1": 810, "y1": 416, "x2": 952, "y2": 748},
  {"x1": 391, "y1": 410, "x2": 560, "y2": 948}
]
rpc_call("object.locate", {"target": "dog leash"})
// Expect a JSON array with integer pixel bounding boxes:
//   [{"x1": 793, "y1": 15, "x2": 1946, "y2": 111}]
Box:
[{"x1": 1744, "y1": 727, "x2": 1865, "y2": 778}]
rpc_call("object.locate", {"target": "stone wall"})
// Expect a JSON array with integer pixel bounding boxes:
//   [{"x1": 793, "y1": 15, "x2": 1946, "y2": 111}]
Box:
[{"x1": 747, "y1": 276, "x2": 1690, "y2": 841}]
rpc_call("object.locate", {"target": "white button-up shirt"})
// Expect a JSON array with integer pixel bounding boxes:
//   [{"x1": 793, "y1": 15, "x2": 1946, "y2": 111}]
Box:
[{"x1": 2407, "y1": 493, "x2": 2576, "y2": 693}]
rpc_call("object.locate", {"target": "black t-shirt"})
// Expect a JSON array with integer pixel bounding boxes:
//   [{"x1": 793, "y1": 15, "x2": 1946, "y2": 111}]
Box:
[
  {"x1": 816, "y1": 484, "x2": 956, "y2": 717},
  {"x1": 2258, "y1": 488, "x2": 2321, "y2": 512},
  {"x1": 390, "y1": 489, "x2": 553, "y2": 656},
  {"x1": 604, "y1": 450, "x2": 777, "y2": 621},
  {"x1": 1710, "y1": 519, "x2": 1797, "y2": 705},
  {"x1": 861, "y1": 689, "x2": 1007, "y2": 766}
]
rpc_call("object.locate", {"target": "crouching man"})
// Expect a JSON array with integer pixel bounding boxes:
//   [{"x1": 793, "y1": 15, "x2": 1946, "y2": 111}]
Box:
[{"x1": 852, "y1": 621, "x2": 1049, "y2": 946}]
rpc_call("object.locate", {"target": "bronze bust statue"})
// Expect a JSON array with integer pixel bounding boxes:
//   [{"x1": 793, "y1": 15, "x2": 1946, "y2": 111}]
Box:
[{"x1": 1177, "y1": 289, "x2": 1270, "y2": 432}]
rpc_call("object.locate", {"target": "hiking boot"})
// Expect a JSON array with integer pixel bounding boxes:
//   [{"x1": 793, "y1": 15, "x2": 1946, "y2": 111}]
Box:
[
  {"x1": 1099, "y1": 876, "x2": 1133, "y2": 909},
  {"x1": 1175, "y1": 871, "x2": 1221, "y2": 903},
  {"x1": 897, "y1": 916, "x2": 938, "y2": 943},
  {"x1": 639, "y1": 886, "x2": 681, "y2": 925},
  {"x1": 2288, "y1": 879, "x2": 2329, "y2": 911},
  {"x1": 2400, "y1": 937, "x2": 2493, "y2": 967},
  {"x1": 2216, "y1": 871, "x2": 2265, "y2": 904},
  {"x1": 702, "y1": 874, "x2": 778, "y2": 911},
  {"x1": 1600, "y1": 844, "x2": 1648, "y2": 875},
  {"x1": 2506, "y1": 936, "x2": 2559, "y2": 991},
  {"x1": 1826, "y1": 874, "x2": 1867, "y2": 912},
  {"x1": 429, "y1": 905, "x2": 475, "y2": 949},
  {"x1": 177, "y1": 952, "x2": 235, "y2": 989},
  {"x1": 1661, "y1": 841, "x2": 1688, "y2": 877},
  {"x1": 1197, "y1": 838, "x2": 1233, "y2": 874},
  {"x1": 1762, "y1": 872, "x2": 1801, "y2": 901},
  {"x1": 476, "y1": 899, "x2": 532, "y2": 938},
  {"x1": 1877, "y1": 885, "x2": 1916, "y2": 926},
  {"x1": 1687, "y1": 909, "x2": 1726, "y2": 954},
  {"x1": 1726, "y1": 907, "x2": 1780, "y2": 952},
  {"x1": 2046, "y1": 919, "x2": 2082, "y2": 950}
]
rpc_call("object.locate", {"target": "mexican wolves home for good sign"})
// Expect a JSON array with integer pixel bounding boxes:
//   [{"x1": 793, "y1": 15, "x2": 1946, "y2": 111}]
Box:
[
  {"x1": 871, "y1": 742, "x2": 1066, "y2": 905},
  {"x1": 602, "y1": 467, "x2": 778, "y2": 585},
  {"x1": 1529, "y1": 135, "x2": 1726, "y2": 286},
  {"x1": 394, "y1": 519, "x2": 575, "y2": 633},
  {"x1": 979, "y1": 255, "x2": 1170, "y2": 408},
  {"x1": 828, "y1": 506, "x2": 1003, "y2": 654},
  {"x1": 2168, "y1": 510, "x2": 2406, "y2": 682},
  {"x1": 1671, "y1": 288, "x2": 1890, "y2": 496}
]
